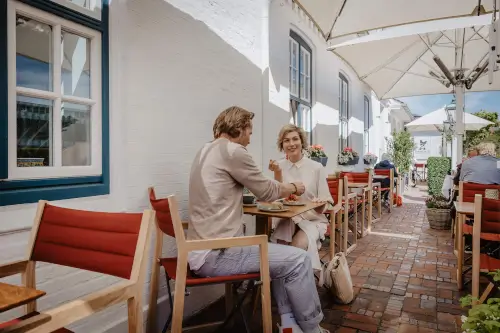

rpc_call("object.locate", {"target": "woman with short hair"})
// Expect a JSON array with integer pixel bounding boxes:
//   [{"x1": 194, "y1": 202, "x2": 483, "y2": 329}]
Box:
[{"x1": 268, "y1": 124, "x2": 333, "y2": 272}]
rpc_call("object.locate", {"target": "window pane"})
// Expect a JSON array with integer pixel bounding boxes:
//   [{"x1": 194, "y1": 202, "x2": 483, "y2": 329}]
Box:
[
  {"x1": 299, "y1": 73, "x2": 304, "y2": 98},
  {"x1": 61, "y1": 31, "x2": 91, "y2": 98},
  {"x1": 67, "y1": 0, "x2": 102, "y2": 11},
  {"x1": 17, "y1": 96, "x2": 53, "y2": 167},
  {"x1": 305, "y1": 76, "x2": 310, "y2": 101},
  {"x1": 292, "y1": 69, "x2": 298, "y2": 95},
  {"x1": 16, "y1": 15, "x2": 53, "y2": 91},
  {"x1": 300, "y1": 48, "x2": 304, "y2": 74},
  {"x1": 62, "y1": 102, "x2": 91, "y2": 166},
  {"x1": 305, "y1": 52, "x2": 310, "y2": 76}
]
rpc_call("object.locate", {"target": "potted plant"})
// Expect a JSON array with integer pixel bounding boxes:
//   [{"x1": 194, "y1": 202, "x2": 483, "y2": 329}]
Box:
[
  {"x1": 363, "y1": 152, "x2": 378, "y2": 166},
  {"x1": 337, "y1": 147, "x2": 359, "y2": 166},
  {"x1": 307, "y1": 144, "x2": 328, "y2": 167},
  {"x1": 460, "y1": 270, "x2": 500, "y2": 333},
  {"x1": 425, "y1": 195, "x2": 452, "y2": 230}
]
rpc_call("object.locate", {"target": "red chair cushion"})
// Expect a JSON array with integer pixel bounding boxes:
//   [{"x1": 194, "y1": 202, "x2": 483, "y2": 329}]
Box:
[
  {"x1": 159, "y1": 258, "x2": 260, "y2": 286},
  {"x1": 32, "y1": 204, "x2": 142, "y2": 279},
  {"x1": 149, "y1": 189, "x2": 176, "y2": 238},
  {"x1": 0, "y1": 312, "x2": 73, "y2": 332}
]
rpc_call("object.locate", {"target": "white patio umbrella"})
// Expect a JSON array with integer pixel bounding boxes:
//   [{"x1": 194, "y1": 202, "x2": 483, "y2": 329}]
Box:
[
  {"x1": 295, "y1": 0, "x2": 493, "y2": 41},
  {"x1": 328, "y1": 12, "x2": 499, "y2": 168},
  {"x1": 405, "y1": 106, "x2": 494, "y2": 132}
]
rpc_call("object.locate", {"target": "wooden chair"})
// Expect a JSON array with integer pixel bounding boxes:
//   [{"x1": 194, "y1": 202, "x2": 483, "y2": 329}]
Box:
[
  {"x1": 340, "y1": 171, "x2": 377, "y2": 236},
  {"x1": 146, "y1": 188, "x2": 272, "y2": 333},
  {"x1": 0, "y1": 201, "x2": 154, "y2": 333},
  {"x1": 470, "y1": 194, "x2": 500, "y2": 305},
  {"x1": 325, "y1": 177, "x2": 344, "y2": 258},
  {"x1": 373, "y1": 168, "x2": 395, "y2": 212}
]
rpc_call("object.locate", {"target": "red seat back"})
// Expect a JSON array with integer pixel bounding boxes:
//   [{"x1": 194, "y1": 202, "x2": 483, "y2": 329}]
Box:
[
  {"x1": 462, "y1": 182, "x2": 500, "y2": 203},
  {"x1": 327, "y1": 178, "x2": 341, "y2": 203},
  {"x1": 31, "y1": 204, "x2": 143, "y2": 279},
  {"x1": 149, "y1": 188, "x2": 176, "y2": 238},
  {"x1": 340, "y1": 172, "x2": 369, "y2": 184},
  {"x1": 481, "y1": 197, "x2": 500, "y2": 234},
  {"x1": 374, "y1": 169, "x2": 391, "y2": 177}
]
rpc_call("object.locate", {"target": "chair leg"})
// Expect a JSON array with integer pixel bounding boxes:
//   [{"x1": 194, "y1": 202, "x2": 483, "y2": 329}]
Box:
[
  {"x1": 215, "y1": 281, "x2": 256, "y2": 333},
  {"x1": 171, "y1": 253, "x2": 188, "y2": 333},
  {"x1": 162, "y1": 277, "x2": 174, "y2": 333}
]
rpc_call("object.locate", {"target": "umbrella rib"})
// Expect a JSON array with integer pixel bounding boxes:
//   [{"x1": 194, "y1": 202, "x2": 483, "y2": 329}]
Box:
[
  {"x1": 326, "y1": 0, "x2": 348, "y2": 40},
  {"x1": 381, "y1": 33, "x2": 443, "y2": 98},
  {"x1": 360, "y1": 39, "x2": 422, "y2": 80}
]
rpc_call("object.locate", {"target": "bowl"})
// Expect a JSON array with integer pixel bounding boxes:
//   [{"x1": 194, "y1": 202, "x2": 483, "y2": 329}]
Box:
[{"x1": 243, "y1": 195, "x2": 256, "y2": 205}]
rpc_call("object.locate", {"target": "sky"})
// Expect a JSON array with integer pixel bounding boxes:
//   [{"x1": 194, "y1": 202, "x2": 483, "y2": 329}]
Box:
[{"x1": 399, "y1": 91, "x2": 500, "y2": 116}]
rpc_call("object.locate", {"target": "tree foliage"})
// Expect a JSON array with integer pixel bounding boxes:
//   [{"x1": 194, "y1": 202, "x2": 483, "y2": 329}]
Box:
[
  {"x1": 386, "y1": 131, "x2": 415, "y2": 173},
  {"x1": 464, "y1": 111, "x2": 499, "y2": 150}
]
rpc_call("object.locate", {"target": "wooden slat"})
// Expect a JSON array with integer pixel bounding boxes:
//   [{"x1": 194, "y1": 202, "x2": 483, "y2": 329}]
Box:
[{"x1": 0, "y1": 283, "x2": 45, "y2": 313}]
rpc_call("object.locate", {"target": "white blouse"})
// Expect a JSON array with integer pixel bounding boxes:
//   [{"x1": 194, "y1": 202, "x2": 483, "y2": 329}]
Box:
[{"x1": 278, "y1": 157, "x2": 333, "y2": 223}]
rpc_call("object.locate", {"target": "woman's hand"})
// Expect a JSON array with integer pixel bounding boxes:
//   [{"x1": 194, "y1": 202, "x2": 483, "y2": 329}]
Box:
[{"x1": 268, "y1": 159, "x2": 281, "y2": 172}]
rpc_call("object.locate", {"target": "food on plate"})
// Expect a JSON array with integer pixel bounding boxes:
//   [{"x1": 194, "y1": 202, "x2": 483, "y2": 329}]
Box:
[
  {"x1": 285, "y1": 194, "x2": 299, "y2": 202},
  {"x1": 259, "y1": 202, "x2": 284, "y2": 210}
]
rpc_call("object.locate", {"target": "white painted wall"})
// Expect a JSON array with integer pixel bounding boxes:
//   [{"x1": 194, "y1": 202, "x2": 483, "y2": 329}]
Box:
[
  {"x1": 1, "y1": 0, "x2": 382, "y2": 331},
  {"x1": 412, "y1": 131, "x2": 444, "y2": 161}
]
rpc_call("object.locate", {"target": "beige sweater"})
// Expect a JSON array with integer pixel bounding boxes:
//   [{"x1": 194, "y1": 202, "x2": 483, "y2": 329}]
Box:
[{"x1": 187, "y1": 138, "x2": 281, "y2": 269}]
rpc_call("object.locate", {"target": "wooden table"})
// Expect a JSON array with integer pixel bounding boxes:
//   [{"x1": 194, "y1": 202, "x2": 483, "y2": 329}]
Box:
[
  {"x1": 0, "y1": 282, "x2": 45, "y2": 313},
  {"x1": 454, "y1": 201, "x2": 475, "y2": 289},
  {"x1": 244, "y1": 201, "x2": 326, "y2": 235}
]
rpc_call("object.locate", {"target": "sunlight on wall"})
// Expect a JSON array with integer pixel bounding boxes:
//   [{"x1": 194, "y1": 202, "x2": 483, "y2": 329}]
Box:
[
  {"x1": 312, "y1": 102, "x2": 338, "y2": 129},
  {"x1": 165, "y1": 0, "x2": 265, "y2": 69}
]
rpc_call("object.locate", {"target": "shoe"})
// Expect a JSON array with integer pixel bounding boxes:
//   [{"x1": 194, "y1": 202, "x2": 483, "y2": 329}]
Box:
[{"x1": 277, "y1": 323, "x2": 303, "y2": 333}]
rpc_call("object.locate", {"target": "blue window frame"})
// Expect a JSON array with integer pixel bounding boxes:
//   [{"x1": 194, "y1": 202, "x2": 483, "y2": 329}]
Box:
[{"x1": 0, "y1": 0, "x2": 109, "y2": 206}]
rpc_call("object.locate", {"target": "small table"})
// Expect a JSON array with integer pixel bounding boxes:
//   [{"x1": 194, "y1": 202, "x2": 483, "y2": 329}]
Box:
[
  {"x1": 0, "y1": 282, "x2": 45, "y2": 313},
  {"x1": 454, "y1": 201, "x2": 475, "y2": 289},
  {"x1": 244, "y1": 201, "x2": 326, "y2": 235}
]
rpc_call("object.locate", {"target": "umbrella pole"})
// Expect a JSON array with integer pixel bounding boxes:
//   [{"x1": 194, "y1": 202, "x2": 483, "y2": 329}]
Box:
[{"x1": 453, "y1": 84, "x2": 465, "y2": 169}]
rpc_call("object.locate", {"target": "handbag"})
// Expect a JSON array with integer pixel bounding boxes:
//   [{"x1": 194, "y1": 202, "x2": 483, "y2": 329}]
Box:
[{"x1": 319, "y1": 252, "x2": 354, "y2": 304}]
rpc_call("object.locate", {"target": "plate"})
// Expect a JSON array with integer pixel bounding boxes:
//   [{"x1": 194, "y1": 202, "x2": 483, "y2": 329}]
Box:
[
  {"x1": 283, "y1": 201, "x2": 306, "y2": 206},
  {"x1": 258, "y1": 207, "x2": 290, "y2": 212}
]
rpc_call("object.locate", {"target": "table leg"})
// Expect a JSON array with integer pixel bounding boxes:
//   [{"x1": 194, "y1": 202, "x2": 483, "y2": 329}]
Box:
[
  {"x1": 367, "y1": 192, "x2": 373, "y2": 233},
  {"x1": 255, "y1": 216, "x2": 270, "y2": 235},
  {"x1": 457, "y1": 213, "x2": 464, "y2": 289}
]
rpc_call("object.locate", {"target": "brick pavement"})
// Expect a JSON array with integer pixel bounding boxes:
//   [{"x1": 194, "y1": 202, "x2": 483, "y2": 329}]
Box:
[{"x1": 183, "y1": 186, "x2": 468, "y2": 332}]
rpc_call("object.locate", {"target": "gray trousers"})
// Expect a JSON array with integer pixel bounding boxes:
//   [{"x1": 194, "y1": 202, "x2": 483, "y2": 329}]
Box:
[{"x1": 194, "y1": 243, "x2": 324, "y2": 333}]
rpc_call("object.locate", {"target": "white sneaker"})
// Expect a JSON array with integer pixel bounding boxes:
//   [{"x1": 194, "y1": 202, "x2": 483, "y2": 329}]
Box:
[{"x1": 277, "y1": 323, "x2": 303, "y2": 333}]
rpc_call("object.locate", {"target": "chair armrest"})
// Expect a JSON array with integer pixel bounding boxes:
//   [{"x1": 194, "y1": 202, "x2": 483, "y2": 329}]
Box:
[
  {"x1": 185, "y1": 235, "x2": 268, "y2": 252},
  {"x1": 331, "y1": 203, "x2": 342, "y2": 213},
  {"x1": 1, "y1": 281, "x2": 135, "y2": 333},
  {"x1": 0, "y1": 260, "x2": 28, "y2": 278},
  {"x1": 181, "y1": 221, "x2": 189, "y2": 229},
  {"x1": 346, "y1": 192, "x2": 357, "y2": 199}
]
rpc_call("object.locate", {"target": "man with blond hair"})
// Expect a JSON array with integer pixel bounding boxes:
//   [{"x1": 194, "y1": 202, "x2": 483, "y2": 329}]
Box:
[
  {"x1": 459, "y1": 142, "x2": 500, "y2": 184},
  {"x1": 188, "y1": 106, "x2": 328, "y2": 333}
]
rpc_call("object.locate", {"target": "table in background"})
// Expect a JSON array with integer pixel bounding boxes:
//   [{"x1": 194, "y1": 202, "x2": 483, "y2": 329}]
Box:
[{"x1": 0, "y1": 282, "x2": 45, "y2": 313}]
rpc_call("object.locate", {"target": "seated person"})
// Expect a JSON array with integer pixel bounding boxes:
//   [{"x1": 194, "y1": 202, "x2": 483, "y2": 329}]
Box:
[
  {"x1": 188, "y1": 107, "x2": 329, "y2": 333},
  {"x1": 374, "y1": 153, "x2": 398, "y2": 200},
  {"x1": 453, "y1": 147, "x2": 478, "y2": 186},
  {"x1": 460, "y1": 142, "x2": 500, "y2": 184},
  {"x1": 268, "y1": 124, "x2": 332, "y2": 272}
]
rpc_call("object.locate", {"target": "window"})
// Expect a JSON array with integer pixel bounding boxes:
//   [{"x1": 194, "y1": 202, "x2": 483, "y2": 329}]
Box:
[
  {"x1": 364, "y1": 96, "x2": 370, "y2": 154},
  {"x1": 0, "y1": 0, "x2": 109, "y2": 206},
  {"x1": 339, "y1": 73, "x2": 349, "y2": 150},
  {"x1": 289, "y1": 31, "x2": 312, "y2": 143},
  {"x1": 50, "y1": 0, "x2": 102, "y2": 20}
]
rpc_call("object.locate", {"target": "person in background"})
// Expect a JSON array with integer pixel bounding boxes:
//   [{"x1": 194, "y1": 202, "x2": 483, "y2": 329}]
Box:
[
  {"x1": 268, "y1": 124, "x2": 333, "y2": 273},
  {"x1": 188, "y1": 106, "x2": 329, "y2": 333},
  {"x1": 453, "y1": 147, "x2": 478, "y2": 186},
  {"x1": 459, "y1": 142, "x2": 500, "y2": 184},
  {"x1": 374, "y1": 153, "x2": 398, "y2": 201}
]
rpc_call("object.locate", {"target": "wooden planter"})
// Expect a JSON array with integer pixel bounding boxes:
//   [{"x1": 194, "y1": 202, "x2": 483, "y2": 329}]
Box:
[{"x1": 425, "y1": 207, "x2": 452, "y2": 230}]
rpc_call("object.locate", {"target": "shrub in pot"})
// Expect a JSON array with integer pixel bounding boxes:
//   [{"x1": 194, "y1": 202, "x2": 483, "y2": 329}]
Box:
[
  {"x1": 425, "y1": 195, "x2": 452, "y2": 230},
  {"x1": 307, "y1": 144, "x2": 328, "y2": 167}
]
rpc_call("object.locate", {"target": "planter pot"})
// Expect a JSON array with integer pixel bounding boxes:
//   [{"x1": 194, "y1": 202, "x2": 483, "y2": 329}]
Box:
[
  {"x1": 425, "y1": 207, "x2": 452, "y2": 230},
  {"x1": 311, "y1": 156, "x2": 328, "y2": 167},
  {"x1": 339, "y1": 156, "x2": 359, "y2": 166}
]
